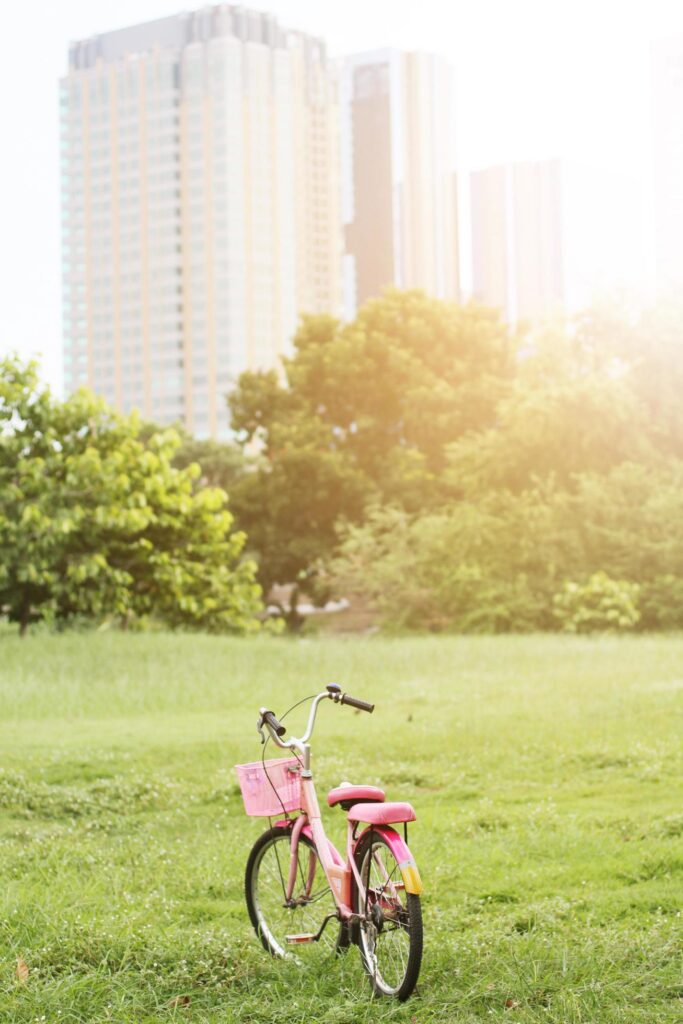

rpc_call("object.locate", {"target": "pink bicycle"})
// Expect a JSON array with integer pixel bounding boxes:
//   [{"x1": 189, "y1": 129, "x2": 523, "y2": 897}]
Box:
[{"x1": 236, "y1": 684, "x2": 423, "y2": 1001}]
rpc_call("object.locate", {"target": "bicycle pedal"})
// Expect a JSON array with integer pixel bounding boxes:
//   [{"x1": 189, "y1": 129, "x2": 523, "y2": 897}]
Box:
[{"x1": 285, "y1": 933, "x2": 315, "y2": 944}]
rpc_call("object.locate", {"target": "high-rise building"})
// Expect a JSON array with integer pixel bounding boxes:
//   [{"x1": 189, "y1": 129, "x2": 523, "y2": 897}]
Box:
[
  {"x1": 652, "y1": 36, "x2": 683, "y2": 287},
  {"x1": 470, "y1": 160, "x2": 643, "y2": 323},
  {"x1": 342, "y1": 49, "x2": 460, "y2": 313},
  {"x1": 60, "y1": 6, "x2": 342, "y2": 437},
  {"x1": 471, "y1": 161, "x2": 563, "y2": 323}
]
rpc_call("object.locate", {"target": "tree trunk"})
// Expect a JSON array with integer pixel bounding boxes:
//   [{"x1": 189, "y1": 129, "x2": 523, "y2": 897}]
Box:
[
  {"x1": 18, "y1": 603, "x2": 31, "y2": 637},
  {"x1": 283, "y1": 585, "x2": 305, "y2": 633}
]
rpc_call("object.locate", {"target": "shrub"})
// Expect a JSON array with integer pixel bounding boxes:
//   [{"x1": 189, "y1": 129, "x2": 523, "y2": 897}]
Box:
[
  {"x1": 552, "y1": 573, "x2": 641, "y2": 634},
  {"x1": 639, "y1": 575, "x2": 683, "y2": 631},
  {"x1": 332, "y1": 501, "x2": 559, "y2": 633}
]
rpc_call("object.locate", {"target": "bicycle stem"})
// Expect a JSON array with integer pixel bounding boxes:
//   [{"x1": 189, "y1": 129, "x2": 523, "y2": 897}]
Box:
[{"x1": 259, "y1": 691, "x2": 332, "y2": 773}]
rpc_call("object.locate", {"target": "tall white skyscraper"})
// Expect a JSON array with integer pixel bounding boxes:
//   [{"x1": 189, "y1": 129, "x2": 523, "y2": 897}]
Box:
[
  {"x1": 61, "y1": 6, "x2": 342, "y2": 437},
  {"x1": 470, "y1": 160, "x2": 644, "y2": 323},
  {"x1": 652, "y1": 36, "x2": 683, "y2": 288},
  {"x1": 341, "y1": 50, "x2": 460, "y2": 314}
]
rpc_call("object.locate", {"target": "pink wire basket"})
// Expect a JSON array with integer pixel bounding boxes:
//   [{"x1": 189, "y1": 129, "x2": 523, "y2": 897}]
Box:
[{"x1": 235, "y1": 757, "x2": 302, "y2": 817}]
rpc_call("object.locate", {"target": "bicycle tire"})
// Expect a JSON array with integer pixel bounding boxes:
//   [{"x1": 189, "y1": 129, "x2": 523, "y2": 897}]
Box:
[
  {"x1": 245, "y1": 824, "x2": 344, "y2": 958},
  {"x1": 353, "y1": 828, "x2": 423, "y2": 1000}
]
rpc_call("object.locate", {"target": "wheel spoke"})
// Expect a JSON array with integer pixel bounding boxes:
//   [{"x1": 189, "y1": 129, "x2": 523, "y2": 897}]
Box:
[
  {"x1": 249, "y1": 831, "x2": 339, "y2": 957},
  {"x1": 356, "y1": 836, "x2": 419, "y2": 997}
]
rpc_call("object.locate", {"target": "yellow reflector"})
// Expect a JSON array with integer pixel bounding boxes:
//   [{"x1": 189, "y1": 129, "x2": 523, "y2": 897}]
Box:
[{"x1": 399, "y1": 860, "x2": 423, "y2": 895}]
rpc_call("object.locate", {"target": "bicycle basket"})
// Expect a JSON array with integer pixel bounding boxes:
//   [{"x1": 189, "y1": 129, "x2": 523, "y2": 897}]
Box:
[{"x1": 235, "y1": 757, "x2": 302, "y2": 817}]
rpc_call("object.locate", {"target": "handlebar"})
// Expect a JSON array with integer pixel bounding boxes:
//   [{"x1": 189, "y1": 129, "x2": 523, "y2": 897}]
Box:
[
  {"x1": 341, "y1": 693, "x2": 375, "y2": 714},
  {"x1": 257, "y1": 686, "x2": 374, "y2": 758},
  {"x1": 261, "y1": 709, "x2": 286, "y2": 737}
]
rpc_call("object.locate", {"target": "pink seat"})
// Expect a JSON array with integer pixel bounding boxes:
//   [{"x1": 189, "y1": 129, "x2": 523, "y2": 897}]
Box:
[
  {"x1": 347, "y1": 801, "x2": 416, "y2": 825},
  {"x1": 327, "y1": 784, "x2": 385, "y2": 808}
]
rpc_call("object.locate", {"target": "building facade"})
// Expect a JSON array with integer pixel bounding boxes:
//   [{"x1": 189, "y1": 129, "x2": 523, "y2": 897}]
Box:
[
  {"x1": 470, "y1": 159, "x2": 643, "y2": 323},
  {"x1": 342, "y1": 49, "x2": 460, "y2": 313},
  {"x1": 652, "y1": 37, "x2": 683, "y2": 288},
  {"x1": 61, "y1": 6, "x2": 342, "y2": 436}
]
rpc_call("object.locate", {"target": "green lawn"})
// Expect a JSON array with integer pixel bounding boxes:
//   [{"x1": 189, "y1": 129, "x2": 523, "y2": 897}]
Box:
[{"x1": 0, "y1": 633, "x2": 681, "y2": 1023}]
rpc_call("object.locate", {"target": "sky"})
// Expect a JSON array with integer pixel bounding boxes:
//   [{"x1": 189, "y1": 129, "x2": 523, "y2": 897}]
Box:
[{"x1": 3, "y1": 0, "x2": 683, "y2": 391}]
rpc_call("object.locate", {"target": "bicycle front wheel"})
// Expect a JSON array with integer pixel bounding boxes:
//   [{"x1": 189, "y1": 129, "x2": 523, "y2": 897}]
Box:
[
  {"x1": 353, "y1": 829, "x2": 423, "y2": 1000},
  {"x1": 245, "y1": 824, "x2": 342, "y2": 958}
]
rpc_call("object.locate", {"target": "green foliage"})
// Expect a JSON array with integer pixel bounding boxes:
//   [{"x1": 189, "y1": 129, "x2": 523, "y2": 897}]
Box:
[
  {"x1": 638, "y1": 575, "x2": 683, "y2": 631},
  {"x1": 229, "y1": 413, "x2": 368, "y2": 611},
  {"x1": 576, "y1": 299, "x2": 683, "y2": 458},
  {"x1": 226, "y1": 294, "x2": 683, "y2": 632},
  {"x1": 445, "y1": 371, "x2": 655, "y2": 496},
  {"x1": 228, "y1": 292, "x2": 514, "y2": 620},
  {"x1": 332, "y1": 501, "x2": 557, "y2": 633},
  {"x1": 7, "y1": 291, "x2": 683, "y2": 635},
  {"x1": 332, "y1": 462, "x2": 683, "y2": 633},
  {"x1": 172, "y1": 434, "x2": 246, "y2": 493},
  {"x1": 563, "y1": 460, "x2": 683, "y2": 587},
  {"x1": 0, "y1": 356, "x2": 262, "y2": 634},
  {"x1": 553, "y1": 572, "x2": 641, "y2": 634},
  {"x1": 280, "y1": 292, "x2": 513, "y2": 486}
]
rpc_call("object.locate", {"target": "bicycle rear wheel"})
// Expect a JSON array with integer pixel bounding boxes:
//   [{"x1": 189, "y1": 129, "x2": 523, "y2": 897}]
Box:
[
  {"x1": 353, "y1": 829, "x2": 423, "y2": 1000},
  {"x1": 245, "y1": 824, "x2": 343, "y2": 958}
]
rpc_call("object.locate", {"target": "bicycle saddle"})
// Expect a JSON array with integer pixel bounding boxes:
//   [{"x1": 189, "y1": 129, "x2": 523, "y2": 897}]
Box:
[{"x1": 327, "y1": 782, "x2": 386, "y2": 810}]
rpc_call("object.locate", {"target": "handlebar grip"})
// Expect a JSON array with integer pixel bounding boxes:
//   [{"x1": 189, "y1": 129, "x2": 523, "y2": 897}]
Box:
[
  {"x1": 262, "y1": 710, "x2": 286, "y2": 737},
  {"x1": 341, "y1": 693, "x2": 375, "y2": 714}
]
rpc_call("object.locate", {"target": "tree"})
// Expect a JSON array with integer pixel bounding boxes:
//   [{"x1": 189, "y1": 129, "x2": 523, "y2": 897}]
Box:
[
  {"x1": 576, "y1": 300, "x2": 683, "y2": 458},
  {"x1": 330, "y1": 495, "x2": 566, "y2": 633},
  {"x1": 0, "y1": 357, "x2": 262, "y2": 634},
  {"x1": 444, "y1": 371, "x2": 656, "y2": 496},
  {"x1": 229, "y1": 411, "x2": 368, "y2": 630},
  {"x1": 276, "y1": 292, "x2": 514, "y2": 490},
  {"x1": 227, "y1": 291, "x2": 514, "y2": 624},
  {"x1": 171, "y1": 433, "x2": 246, "y2": 493},
  {"x1": 563, "y1": 460, "x2": 683, "y2": 629},
  {"x1": 226, "y1": 292, "x2": 683, "y2": 634},
  {"x1": 330, "y1": 461, "x2": 683, "y2": 633}
]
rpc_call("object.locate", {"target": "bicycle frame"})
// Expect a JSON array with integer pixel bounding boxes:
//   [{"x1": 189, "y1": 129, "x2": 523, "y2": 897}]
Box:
[
  {"x1": 261, "y1": 692, "x2": 422, "y2": 923},
  {"x1": 274, "y1": 779, "x2": 421, "y2": 922}
]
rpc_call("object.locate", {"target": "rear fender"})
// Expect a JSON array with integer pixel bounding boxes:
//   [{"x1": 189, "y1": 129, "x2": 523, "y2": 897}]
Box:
[{"x1": 352, "y1": 824, "x2": 423, "y2": 895}]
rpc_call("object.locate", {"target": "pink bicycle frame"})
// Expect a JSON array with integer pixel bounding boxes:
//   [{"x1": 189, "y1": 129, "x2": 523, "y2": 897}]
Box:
[{"x1": 276, "y1": 774, "x2": 420, "y2": 921}]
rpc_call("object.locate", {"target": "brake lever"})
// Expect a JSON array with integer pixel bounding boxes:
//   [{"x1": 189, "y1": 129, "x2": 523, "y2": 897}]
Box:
[{"x1": 256, "y1": 715, "x2": 267, "y2": 745}]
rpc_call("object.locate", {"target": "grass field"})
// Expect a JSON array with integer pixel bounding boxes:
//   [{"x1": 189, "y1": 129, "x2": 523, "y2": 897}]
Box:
[{"x1": 0, "y1": 633, "x2": 681, "y2": 1023}]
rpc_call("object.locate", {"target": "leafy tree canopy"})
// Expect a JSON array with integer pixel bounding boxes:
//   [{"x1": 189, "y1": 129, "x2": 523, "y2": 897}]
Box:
[
  {"x1": 227, "y1": 291, "x2": 515, "y2": 618},
  {"x1": 444, "y1": 370, "x2": 657, "y2": 496},
  {"x1": 576, "y1": 299, "x2": 683, "y2": 458},
  {"x1": 232, "y1": 291, "x2": 513, "y2": 485},
  {"x1": 331, "y1": 461, "x2": 683, "y2": 634},
  {"x1": 0, "y1": 357, "x2": 262, "y2": 635}
]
